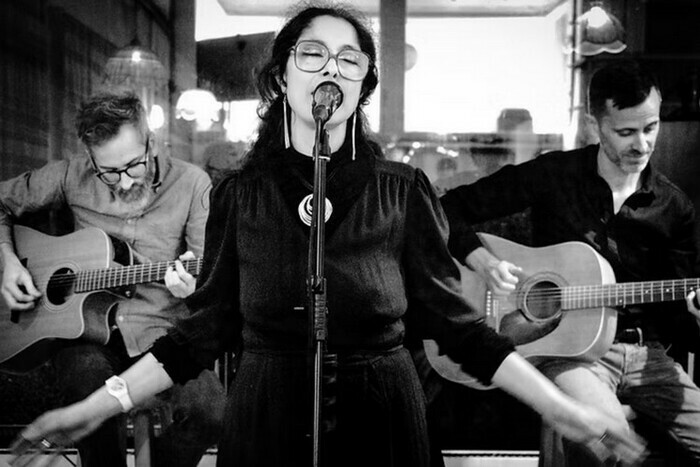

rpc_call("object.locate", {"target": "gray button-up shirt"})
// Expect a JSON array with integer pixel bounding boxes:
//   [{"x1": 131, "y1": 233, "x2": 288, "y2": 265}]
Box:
[{"x1": 0, "y1": 153, "x2": 211, "y2": 356}]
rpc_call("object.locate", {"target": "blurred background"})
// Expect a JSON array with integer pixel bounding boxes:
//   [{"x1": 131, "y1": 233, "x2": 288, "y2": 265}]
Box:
[{"x1": 1, "y1": 0, "x2": 699, "y2": 462}]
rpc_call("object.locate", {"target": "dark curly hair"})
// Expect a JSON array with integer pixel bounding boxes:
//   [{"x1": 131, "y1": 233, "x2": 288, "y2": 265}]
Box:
[
  {"x1": 75, "y1": 91, "x2": 148, "y2": 148},
  {"x1": 243, "y1": 2, "x2": 380, "y2": 167}
]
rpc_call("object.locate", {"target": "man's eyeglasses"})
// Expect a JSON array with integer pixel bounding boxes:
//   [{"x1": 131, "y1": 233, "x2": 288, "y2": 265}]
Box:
[
  {"x1": 90, "y1": 140, "x2": 150, "y2": 186},
  {"x1": 291, "y1": 40, "x2": 370, "y2": 82}
]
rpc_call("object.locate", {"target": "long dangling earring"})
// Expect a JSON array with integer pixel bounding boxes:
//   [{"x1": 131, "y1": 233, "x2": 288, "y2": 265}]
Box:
[
  {"x1": 283, "y1": 95, "x2": 291, "y2": 149},
  {"x1": 351, "y1": 111, "x2": 357, "y2": 161}
]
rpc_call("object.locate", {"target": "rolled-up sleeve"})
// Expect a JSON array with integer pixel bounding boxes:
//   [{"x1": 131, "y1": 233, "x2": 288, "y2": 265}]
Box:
[
  {"x1": 183, "y1": 171, "x2": 211, "y2": 257},
  {"x1": 0, "y1": 161, "x2": 69, "y2": 243},
  {"x1": 152, "y1": 174, "x2": 242, "y2": 382}
]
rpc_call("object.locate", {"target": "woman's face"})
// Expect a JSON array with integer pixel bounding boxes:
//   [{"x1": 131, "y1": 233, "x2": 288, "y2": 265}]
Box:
[{"x1": 283, "y1": 15, "x2": 365, "y2": 130}]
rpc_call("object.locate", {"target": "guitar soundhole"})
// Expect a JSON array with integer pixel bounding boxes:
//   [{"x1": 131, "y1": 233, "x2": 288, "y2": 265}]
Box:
[
  {"x1": 46, "y1": 267, "x2": 76, "y2": 305},
  {"x1": 525, "y1": 280, "x2": 562, "y2": 321}
]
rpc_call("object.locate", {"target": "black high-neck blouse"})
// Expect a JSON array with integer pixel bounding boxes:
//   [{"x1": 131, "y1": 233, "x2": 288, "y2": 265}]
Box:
[{"x1": 152, "y1": 142, "x2": 514, "y2": 384}]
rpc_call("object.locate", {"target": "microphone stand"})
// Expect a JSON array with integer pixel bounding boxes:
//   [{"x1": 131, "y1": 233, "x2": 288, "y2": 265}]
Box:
[{"x1": 308, "y1": 116, "x2": 331, "y2": 467}]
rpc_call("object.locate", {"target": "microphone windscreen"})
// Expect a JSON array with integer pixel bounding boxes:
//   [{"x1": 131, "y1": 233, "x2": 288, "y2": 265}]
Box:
[{"x1": 312, "y1": 82, "x2": 344, "y2": 123}]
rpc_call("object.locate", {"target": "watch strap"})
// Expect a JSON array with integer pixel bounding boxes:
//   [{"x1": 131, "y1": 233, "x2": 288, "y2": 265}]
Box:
[{"x1": 105, "y1": 375, "x2": 134, "y2": 412}]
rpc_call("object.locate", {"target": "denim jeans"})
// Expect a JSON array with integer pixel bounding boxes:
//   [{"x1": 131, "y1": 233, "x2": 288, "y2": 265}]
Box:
[
  {"x1": 53, "y1": 333, "x2": 226, "y2": 467},
  {"x1": 538, "y1": 342, "x2": 700, "y2": 466}
]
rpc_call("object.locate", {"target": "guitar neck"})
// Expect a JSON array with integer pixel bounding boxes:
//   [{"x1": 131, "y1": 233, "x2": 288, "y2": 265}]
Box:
[
  {"x1": 563, "y1": 278, "x2": 700, "y2": 309},
  {"x1": 75, "y1": 258, "x2": 203, "y2": 293}
]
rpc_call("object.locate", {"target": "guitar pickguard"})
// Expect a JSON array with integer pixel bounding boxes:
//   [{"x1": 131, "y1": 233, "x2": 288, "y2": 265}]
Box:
[
  {"x1": 496, "y1": 272, "x2": 565, "y2": 346},
  {"x1": 498, "y1": 309, "x2": 561, "y2": 346}
]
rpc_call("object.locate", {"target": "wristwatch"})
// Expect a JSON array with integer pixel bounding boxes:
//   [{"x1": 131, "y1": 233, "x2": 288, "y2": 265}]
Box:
[{"x1": 105, "y1": 375, "x2": 134, "y2": 412}]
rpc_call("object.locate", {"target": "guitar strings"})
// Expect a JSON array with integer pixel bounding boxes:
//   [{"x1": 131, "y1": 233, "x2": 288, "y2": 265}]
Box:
[
  {"x1": 29, "y1": 259, "x2": 203, "y2": 291},
  {"x1": 489, "y1": 279, "x2": 700, "y2": 309},
  {"x1": 37, "y1": 276, "x2": 698, "y2": 295},
  {"x1": 34, "y1": 272, "x2": 700, "y2": 307}
]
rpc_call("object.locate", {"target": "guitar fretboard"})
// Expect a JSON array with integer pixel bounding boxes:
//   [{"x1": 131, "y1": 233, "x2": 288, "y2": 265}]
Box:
[
  {"x1": 73, "y1": 258, "x2": 203, "y2": 293},
  {"x1": 562, "y1": 278, "x2": 700, "y2": 309}
]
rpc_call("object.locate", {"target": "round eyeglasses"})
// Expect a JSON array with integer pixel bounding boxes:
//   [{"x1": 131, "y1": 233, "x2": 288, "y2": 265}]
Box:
[
  {"x1": 291, "y1": 40, "x2": 370, "y2": 82},
  {"x1": 90, "y1": 140, "x2": 149, "y2": 186}
]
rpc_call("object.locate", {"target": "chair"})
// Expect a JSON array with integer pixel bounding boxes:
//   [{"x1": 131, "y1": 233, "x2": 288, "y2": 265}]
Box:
[
  {"x1": 124, "y1": 352, "x2": 235, "y2": 467},
  {"x1": 131, "y1": 410, "x2": 155, "y2": 467},
  {"x1": 65, "y1": 409, "x2": 156, "y2": 467}
]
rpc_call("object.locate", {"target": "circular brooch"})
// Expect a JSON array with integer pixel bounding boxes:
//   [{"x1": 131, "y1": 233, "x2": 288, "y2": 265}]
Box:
[{"x1": 298, "y1": 194, "x2": 333, "y2": 226}]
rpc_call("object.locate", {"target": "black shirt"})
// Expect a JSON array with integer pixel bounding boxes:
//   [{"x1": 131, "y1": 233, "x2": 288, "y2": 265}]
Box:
[
  {"x1": 152, "y1": 143, "x2": 514, "y2": 385},
  {"x1": 441, "y1": 144, "x2": 699, "y2": 346}
]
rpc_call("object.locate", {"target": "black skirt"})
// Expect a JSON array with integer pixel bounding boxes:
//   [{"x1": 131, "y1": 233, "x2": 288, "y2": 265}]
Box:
[{"x1": 217, "y1": 346, "x2": 431, "y2": 467}]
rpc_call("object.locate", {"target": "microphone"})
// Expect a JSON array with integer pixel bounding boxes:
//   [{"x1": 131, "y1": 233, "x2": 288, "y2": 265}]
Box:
[{"x1": 312, "y1": 82, "x2": 344, "y2": 124}]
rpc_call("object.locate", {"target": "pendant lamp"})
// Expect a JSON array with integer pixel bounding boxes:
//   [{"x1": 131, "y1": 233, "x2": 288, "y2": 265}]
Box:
[
  {"x1": 104, "y1": 37, "x2": 168, "y2": 90},
  {"x1": 579, "y1": 1, "x2": 627, "y2": 56}
]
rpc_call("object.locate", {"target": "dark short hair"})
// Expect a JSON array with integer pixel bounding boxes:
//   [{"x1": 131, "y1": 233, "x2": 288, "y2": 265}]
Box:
[
  {"x1": 75, "y1": 91, "x2": 148, "y2": 147},
  {"x1": 588, "y1": 60, "x2": 660, "y2": 119}
]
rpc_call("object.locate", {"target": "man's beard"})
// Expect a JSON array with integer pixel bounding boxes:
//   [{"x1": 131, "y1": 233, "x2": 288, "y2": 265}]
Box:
[
  {"x1": 111, "y1": 161, "x2": 156, "y2": 208},
  {"x1": 114, "y1": 182, "x2": 149, "y2": 204}
]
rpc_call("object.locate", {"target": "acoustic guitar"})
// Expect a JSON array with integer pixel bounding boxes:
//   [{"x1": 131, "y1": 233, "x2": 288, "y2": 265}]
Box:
[
  {"x1": 0, "y1": 225, "x2": 201, "y2": 373},
  {"x1": 424, "y1": 233, "x2": 698, "y2": 390}
]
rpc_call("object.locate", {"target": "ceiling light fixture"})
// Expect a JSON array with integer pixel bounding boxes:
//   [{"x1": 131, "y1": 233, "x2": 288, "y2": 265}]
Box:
[
  {"x1": 578, "y1": 1, "x2": 626, "y2": 56},
  {"x1": 104, "y1": 38, "x2": 168, "y2": 90},
  {"x1": 176, "y1": 89, "x2": 220, "y2": 130}
]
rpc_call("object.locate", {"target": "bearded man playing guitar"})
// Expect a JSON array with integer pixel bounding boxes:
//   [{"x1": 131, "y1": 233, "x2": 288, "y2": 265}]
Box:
[
  {"x1": 0, "y1": 91, "x2": 225, "y2": 467},
  {"x1": 440, "y1": 60, "x2": 700, "y2": 465}
]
